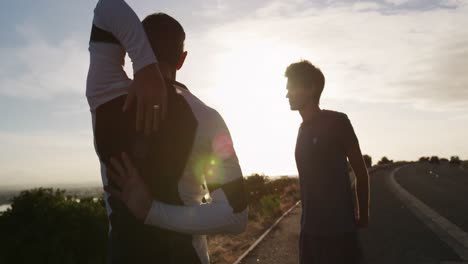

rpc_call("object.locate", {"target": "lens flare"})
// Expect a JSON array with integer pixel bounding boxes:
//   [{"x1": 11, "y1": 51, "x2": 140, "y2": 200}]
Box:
[
  {"x1": 193, "y1": 154, "x2": 225, "y2": 184},
  {"x1": 212, "y1": 131, "x2": 234, "y2": 159}
]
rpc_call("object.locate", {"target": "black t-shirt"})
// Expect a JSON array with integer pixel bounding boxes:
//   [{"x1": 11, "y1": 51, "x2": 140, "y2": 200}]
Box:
[{"x1": 295, "y1": 110, "x2": 359, "y2": 235}]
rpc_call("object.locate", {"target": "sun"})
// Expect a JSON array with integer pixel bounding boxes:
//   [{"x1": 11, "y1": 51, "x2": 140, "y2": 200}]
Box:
[{"x1": 194, "y1": 39, "x2": 307, "y2": 176}]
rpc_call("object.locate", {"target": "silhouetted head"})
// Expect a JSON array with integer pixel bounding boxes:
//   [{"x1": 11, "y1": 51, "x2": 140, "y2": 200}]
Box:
[
  {"x1": 285, "y1": 60, "x2": 325, "y2": 111},
  {"x1": 142, "y1": 13, "x2": 187, "y2": 76}
]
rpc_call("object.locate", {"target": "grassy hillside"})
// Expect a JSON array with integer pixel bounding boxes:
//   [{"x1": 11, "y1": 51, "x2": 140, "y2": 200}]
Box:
[{"x1": 0, "y1": 175, "x2": 299, "y2": 264}]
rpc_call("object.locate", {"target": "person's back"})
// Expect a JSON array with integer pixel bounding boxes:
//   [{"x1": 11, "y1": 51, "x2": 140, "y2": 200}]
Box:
[
  {"x1": 93, "y1": 13, "x2": 248, "y2": 263},
  {"x1": 285, "y1": 60, "x2": 369, "y2": 264}
]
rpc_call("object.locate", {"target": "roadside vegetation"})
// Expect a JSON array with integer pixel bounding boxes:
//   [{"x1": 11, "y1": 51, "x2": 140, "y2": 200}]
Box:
[
  {"x1": 0, "y1": 189, "x2": 107, "y2": 264},
  {"x1": 418, "y1": 155, "x2": 466, "y2": 167},
  {"x1": 208, "y1": 174, "x2": 299, "y2": 263},
  {"x1": 0, "y1": 175, "x2": 299, "y2": 264},
  {"x1": 463, "y1": 160, "x2": 468, "y2": 170}
]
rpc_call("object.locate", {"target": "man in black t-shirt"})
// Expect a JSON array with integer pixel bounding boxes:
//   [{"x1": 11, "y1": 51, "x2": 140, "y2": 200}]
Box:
[{"x1": 285, "y1": 60, "x2": 370, "y2": 264}]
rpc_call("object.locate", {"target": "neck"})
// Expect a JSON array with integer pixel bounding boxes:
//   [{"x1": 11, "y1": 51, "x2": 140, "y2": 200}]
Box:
[
  {"x1": 299, "y1": 102, "x2": 321, "y2": 122},
  {"x1": 159, "y1": 64, "x2": 176, "y2": 81}
]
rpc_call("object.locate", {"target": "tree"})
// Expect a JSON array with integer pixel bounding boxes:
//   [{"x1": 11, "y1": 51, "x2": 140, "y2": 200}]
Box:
[
  {"x1": 429, "y1": 156, "x2": 440, "y2": 164},
  {"x1": 362, "y1": 154, "x2": 372, "y2": 168},
  {"x1": 419, "y1": 157, "x2": 429, "y2": 162},
  {"x1": 0, "y1": 188, "x2": 108, "y2": 264},
  {"x1": 450, "y1": 156, "x2": 461, "y2": 165},
  {"x1": 377, "y1": 156, "x2": 393, "y2": 165}
]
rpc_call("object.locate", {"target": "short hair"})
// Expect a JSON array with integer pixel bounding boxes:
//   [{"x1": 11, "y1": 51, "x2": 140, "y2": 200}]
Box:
[
  {"x1": 142, "y1": 13, "x2": 185, "y2": 68},
  {"x1": 285, "y1": 60, "x2": 325, "y2": 104}
]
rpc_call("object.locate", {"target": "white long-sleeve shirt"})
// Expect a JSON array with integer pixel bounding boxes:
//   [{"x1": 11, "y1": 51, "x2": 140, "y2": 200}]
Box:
[
  {"x1": 143, "y1": 82, "x2": 248, "y2": 263},
  {"x1": 143, "y1": 83, "x2": 249, "y2": 236},
  {"x1": 86, "y1": 0, "x2": 157, "y2": 111}
]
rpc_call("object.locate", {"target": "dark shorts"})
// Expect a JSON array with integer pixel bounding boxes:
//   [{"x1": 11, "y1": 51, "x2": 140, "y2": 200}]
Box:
[{"x1": 299, "y1": 231, "x2": 363, "y2": 264}]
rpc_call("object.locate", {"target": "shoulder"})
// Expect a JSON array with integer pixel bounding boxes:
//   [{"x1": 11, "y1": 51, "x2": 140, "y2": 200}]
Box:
[
  {"x1": 321, "y1": 109, "x2": 350, "y2": 125},
  {"x1": 321, "y1": 109, "x2": 347, "y2": 118},
  {"x1": 174, "y1": 82, "x2": 206, "y2": 110},
  {"x1": 174, "y1": 82, "x2": 225, "y2": 127}
]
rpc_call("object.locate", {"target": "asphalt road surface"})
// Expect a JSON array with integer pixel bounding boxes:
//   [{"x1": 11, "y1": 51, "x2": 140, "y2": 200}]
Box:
[
  {"x1": 238, "y1": 163, "x2": 468, "y2": 264},
  {"x1": 395, "y1": 163, "x2": 468, "y2": 235}
]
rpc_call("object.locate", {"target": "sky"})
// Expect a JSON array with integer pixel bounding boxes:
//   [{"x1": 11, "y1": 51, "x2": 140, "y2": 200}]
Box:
[{"x1": 1, "y1": 0, "x2": 467, "y2": 187}]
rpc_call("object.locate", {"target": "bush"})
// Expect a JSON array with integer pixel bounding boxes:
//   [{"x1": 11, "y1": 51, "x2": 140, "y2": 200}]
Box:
[
  {"x1": 463, "y1": 160, "x2": 468, "y2": 170},
  {"x1": 282, "y1": 183, "x2": 300, "y2": 201},
  {"x1": 450, "y1": 156, "x2": 461, "y2": 165},
  {"x1": 0, "y1": 188, "x2": 108, "y2": 264},
  {"x1": 419, "y1": 157, "x2": 430, "y2": 162},
  {"x1": 244, "y1": 174, "x2": 298, "y2": 205},
  {"x1": 244, "y1": 174, "x2": 299, "y2": 220},
  {"x1": 377, "y1": 156, "x2": 393, "y2": 165},
  {"x1": 363, "y1": 155, "x2": 372, "y2": 168},
  {"x1": 0, "y1": 178, "x2": 301, "y2": 264},
  {"x1": 429, "y1": 156, "x2": 440, "y2": 164},
  {"x1": 244, "y1": 174, "x2": 268, "y2": 204},
  {"x1": 259, "y1": 194, "x2": 280, "y2": 218}
]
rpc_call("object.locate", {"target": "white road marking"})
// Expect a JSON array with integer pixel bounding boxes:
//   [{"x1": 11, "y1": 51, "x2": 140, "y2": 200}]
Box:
[{"x1": 387, "y1": 166, "x2": 468, "y2": 261}]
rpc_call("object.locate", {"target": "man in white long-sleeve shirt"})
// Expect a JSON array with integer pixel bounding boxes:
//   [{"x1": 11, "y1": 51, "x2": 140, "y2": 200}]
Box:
[
  {"x1": 87, "y1": 1, "x2": 248, "y2": 263},
  {"x1": 87, "y1": 0, "x2": 167, "y2": 134}
]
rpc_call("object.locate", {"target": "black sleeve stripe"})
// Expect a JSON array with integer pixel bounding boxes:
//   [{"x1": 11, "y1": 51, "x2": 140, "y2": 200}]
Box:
[
  {"x1": 207, "y1": 178, "x2": 248, "y2": 213},
  {"x1": 90, "y1": 24, "x2": 122, "y2": 46}
]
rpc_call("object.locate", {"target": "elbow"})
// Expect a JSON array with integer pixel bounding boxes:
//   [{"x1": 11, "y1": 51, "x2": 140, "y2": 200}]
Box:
[{"x1": 227, "y1": 208, "x2": 248, "y2": 234}]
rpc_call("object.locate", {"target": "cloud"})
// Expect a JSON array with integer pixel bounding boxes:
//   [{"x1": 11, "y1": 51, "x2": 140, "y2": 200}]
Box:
[
  {"x1": 390, "y1": 38, "x2": 468, "y2": 111},
  {"x1": 382, "y1": 0, "x2": 463, "y2": 10},
  {"x1": 1, "y1": 0, "x2": 467, "y2": 183},
  {"x1": 384, "y1": 0, "x2": 410, "y2": 5},
  {"x1": 352, "y1": 2, "x2": 383, "y2": 12},
  {"x1": 255, "y1": 0, "x2": 308, "y2": 17},
  {"x1": 194, "y1": 0, "x2": 229, "y2": 18},
  {"x1": 0, "y1": 25, "x2": 88, "y2": 100},
  {"x1": 198, "y1": 0, "x2": 468, "y2": 113}
]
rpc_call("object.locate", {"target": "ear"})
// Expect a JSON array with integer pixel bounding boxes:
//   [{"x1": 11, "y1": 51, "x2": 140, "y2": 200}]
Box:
[{"x1": 177, "y1": 51, "x2": 188, "y2": 70}]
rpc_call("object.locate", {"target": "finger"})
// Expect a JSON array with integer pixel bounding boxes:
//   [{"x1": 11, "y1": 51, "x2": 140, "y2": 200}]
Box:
[
  {"x1": 136, "y1": 96, "x2": 144, "y2": 132},
  {"x1": 152, "y1": 105, "x2": 160, "y2": 132},
  {"x1": 123, "y1": 89, "x2": 135, "y2": 112},
  {"x1": 121, "y1": 152, "x2": 135, "y2": 176},
  {"x1": 161, "y1": 85, "x2": 168, "y2": 120},
  {"x1": 110, "y1": 157, "x2": 127, "y2": 181},
  {"x1": 159, "y1": 71, "x2": 168, "y2": 120},
  {"x1": 106, "y1": 165, "x2": 125, "y2": 188},
  {"x1": 144, "y1": 104, "x2": 154, "y2": 136},
  {"x1": 104, "y1": 185, "x2": 123, "y2": 201}
]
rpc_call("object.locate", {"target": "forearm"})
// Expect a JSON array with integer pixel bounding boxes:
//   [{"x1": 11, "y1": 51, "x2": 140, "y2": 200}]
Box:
[
  {"x1": 94, "y1": 0, "x2": 157, "y2": 72},
  {"x1": 346, "y1": 141, "x2": 370, "y2": 221},
  {"x1": 144, "y1": 190, "x2": 248, "y2": 235},
  {"x1": 143, "y1": 114, "x2": 249, "y2": 235},
  {"x1": 355, "y1": 169, "x2": 369, "y2": 220}
]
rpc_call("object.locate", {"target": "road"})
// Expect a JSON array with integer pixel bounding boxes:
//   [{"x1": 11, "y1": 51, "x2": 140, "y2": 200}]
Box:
[
  {"x1": 238, "y1": 163, "x2": 468, "y2": 264},
  {"x1": 395, "y1": 163, "x2": 468, "y2": 235}
]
